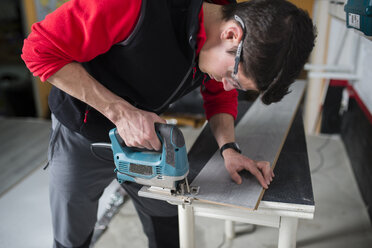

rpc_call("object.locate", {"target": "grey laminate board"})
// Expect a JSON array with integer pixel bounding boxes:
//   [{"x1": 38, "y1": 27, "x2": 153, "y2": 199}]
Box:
[
  {"x1": 0, "y1": 118, "x2": 51, "y2": 195},
  {"x1": 190, "y1": 81, "x2": 306, "y2": 210}
]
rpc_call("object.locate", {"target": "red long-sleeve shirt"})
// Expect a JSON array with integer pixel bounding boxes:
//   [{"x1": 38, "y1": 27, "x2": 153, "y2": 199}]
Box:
[{"x1": 21, "y1": 0, "x2": 238, "y2": 120}]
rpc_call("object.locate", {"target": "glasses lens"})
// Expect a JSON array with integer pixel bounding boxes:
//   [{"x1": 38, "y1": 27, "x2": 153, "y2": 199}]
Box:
[
  {"x1": 225, "y1": 76, "x2": 243, "y2": 90},
  {"x1": 224, "y1": 67, "x2": 246, "y2": 91}
]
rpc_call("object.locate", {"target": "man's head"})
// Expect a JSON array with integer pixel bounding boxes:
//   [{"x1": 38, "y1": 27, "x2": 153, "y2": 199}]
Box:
[{"x1": 199, "y1": 0, "x2": 316, "y2": 104}]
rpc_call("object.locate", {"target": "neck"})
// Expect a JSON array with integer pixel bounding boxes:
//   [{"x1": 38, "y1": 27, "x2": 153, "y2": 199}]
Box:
[{"x1": 202, "y1": 2, "x2": 223, "y2": 39}]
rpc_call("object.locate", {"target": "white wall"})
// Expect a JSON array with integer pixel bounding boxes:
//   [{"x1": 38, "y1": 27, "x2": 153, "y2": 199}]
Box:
[
  {"x1": 355, "y1": 37, "x2": 372, "y2": 113},
  {"x1": 327, "y1": 18, "x2": 372, "y2": 114}
]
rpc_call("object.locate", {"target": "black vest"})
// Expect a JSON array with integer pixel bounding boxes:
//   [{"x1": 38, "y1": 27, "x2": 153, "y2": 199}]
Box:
[{"x1": 48, "y1": 0, "x2": 208, "y2": 142}]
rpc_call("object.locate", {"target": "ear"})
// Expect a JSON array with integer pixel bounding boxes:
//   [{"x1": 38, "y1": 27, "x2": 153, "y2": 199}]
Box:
[{"x1": 220, "y1": 21, "x2": 244, "y2": 46}]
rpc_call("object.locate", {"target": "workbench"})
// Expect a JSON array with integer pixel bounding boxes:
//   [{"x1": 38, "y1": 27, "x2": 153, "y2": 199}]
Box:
[
  {"x1": 179, "y1": 103, "x2": 314, "y2": 248},
  {"x1": 139, "y1": 83, "x2": 314, "y2": 248}
]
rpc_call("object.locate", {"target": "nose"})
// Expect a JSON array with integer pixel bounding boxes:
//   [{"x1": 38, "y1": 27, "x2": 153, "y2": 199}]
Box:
[{"x1": 221, "y1": 78, "x2": 235, "y2": 91}]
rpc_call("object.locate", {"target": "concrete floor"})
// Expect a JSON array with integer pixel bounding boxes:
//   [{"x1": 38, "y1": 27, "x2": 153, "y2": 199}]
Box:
[
  {"x1": 0, "y1": 127, "x2": 371, "y2": 248},
  {"x1": 94, "y1": 133, "x2": 372, "y2": 248}
]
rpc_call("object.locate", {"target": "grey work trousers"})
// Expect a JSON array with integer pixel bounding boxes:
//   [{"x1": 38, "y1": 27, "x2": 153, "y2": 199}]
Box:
[{"x1": 48, "y1": 115, "x2": 179, "y2": 248}]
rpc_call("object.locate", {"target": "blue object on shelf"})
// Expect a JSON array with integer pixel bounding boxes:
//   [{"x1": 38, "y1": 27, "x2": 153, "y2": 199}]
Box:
[{"x1": 344, "y1": 0, "x2": 372, "y2": 36}]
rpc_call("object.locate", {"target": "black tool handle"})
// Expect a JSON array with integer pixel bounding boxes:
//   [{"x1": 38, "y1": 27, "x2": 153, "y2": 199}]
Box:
[
  {"x1": 155, "y1": 123, "x2": 186, "y2": 167},
  {"x1": 154, "y1": 123, "x2": 185, "y2": 148}
]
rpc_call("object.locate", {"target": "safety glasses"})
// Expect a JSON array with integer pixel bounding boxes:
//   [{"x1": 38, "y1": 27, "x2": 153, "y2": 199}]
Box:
[{"x1": 225, "y1": 15, "x2": 246, "y2": 91}]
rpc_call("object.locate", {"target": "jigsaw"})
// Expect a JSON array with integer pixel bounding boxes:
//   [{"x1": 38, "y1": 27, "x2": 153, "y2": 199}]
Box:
[{"x1": 92, "y1": 123, "x2": 198, "y2": 197}]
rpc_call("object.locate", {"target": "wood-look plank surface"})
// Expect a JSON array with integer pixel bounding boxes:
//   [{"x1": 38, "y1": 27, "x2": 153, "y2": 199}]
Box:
[
  {"x1": 190, "y1": 81, "x2": 306, "y2": 210},
  {"x1": 0, "y1": 118, "x2": 51, "y2": 195}
]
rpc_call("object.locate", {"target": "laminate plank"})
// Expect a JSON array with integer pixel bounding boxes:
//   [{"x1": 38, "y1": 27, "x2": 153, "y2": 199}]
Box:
[
  {"x1": 188, "y1": 102, "x2": 253, "y2": 183},
  {"x1": 190, "y1": 81, "x2": 306, "y2": 210}
]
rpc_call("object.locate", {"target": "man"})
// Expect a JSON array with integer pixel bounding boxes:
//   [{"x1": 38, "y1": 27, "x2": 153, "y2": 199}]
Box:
[{"x1": 22, "y1": 0, "x2": 315, "y2": 247}]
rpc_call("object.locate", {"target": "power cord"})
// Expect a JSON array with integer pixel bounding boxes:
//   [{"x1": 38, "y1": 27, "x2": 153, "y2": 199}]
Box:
[
  {"x1": 90, "y1": 143, "x2": 114, "y2": 162},
  {"x1": 310, "y1": 136, "x2": 331, "y2": 174}
]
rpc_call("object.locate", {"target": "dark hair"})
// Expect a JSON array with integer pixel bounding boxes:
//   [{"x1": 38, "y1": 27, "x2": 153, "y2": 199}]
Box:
[{"x1": 222, "y1": 0, "x2": 316, "y2": 104}]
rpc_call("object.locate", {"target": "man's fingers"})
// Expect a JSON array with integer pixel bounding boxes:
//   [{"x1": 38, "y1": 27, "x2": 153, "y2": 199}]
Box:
[
  {"x1": 130, "y1": 140, "x2": 150, "y2": 150},
  {"x1": 153, "y1": 114, "x2": 167, "y2": 124},
  {"x1": 149, "y1": 136, "x2": 162, "y2": 151},
  {"x1": 256, "y1": 161, "x2": 270, "y2": 170},
  {"x1": 249, "y1": 166, "x2": 268, "y2": 189},
  {"x1": 150, "y1": 117, "x2": 167, "y2": 150},
  {"x1": 123, "y1": 129, "x2": 159, "y2": 150},
  {"x1": 143, "y1": 140, "x2": 156, "y2": 151},
  {"x1": 115, "y1": 110, "x2": 166, "y2": 150},
  {"x1": 133, "y1": 132, "x2": 161, "y2": 151},
  {"x1": 158, "y1": 118, "x2": 167, "y2": 124},
  {"x1": 256, "y1": 161, "x2": 273, "y2": 184},
  {"x1": 225, "y1": 155, "x2": 272, "y2": 188},
  {"x1": 229, "y1": 171, "x2": 242, "y2": 185}
]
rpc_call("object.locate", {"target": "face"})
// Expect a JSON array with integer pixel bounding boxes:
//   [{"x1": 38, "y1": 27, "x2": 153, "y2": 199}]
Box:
[
  {"x1": 198, "y1": 20, "x2": 258, "y2": 92},
  {"x1": 199, "y1": 47, "x2": 258, "y2": 92}
]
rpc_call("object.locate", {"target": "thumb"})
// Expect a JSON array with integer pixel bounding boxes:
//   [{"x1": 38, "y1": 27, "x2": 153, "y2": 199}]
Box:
[{"x1": 155, "y1": 116, "x2": 167, "y2": 124}]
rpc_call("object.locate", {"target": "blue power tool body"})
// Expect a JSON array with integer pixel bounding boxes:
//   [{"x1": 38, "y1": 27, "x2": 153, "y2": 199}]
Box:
[{"x1": 109, "y1": 123, "x2": 189, "y2": 191}]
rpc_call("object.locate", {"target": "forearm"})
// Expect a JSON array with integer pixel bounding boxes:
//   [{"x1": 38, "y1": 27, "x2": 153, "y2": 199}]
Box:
[
  {"x1": 209, "y1": 113, "x2": 235, "y2": 148},
  {"x1": 210, "y1": 113, "x2": 273, "y2": 187},
  {"x1": 47, "y1": 62, "x2": 133, "y2": 125}
]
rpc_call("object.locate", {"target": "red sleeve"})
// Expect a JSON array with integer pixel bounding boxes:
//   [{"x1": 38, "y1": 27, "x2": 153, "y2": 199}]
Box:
[
  {"x1": 201, "y1": 78, "x2": 238, "y2": 120},
  {"x1": 21, "y1": 0, "x2": 141, "y2": 82}
]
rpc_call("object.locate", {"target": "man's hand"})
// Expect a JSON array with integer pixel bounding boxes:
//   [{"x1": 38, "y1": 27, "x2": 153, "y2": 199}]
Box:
[
  {"x1": 47, "y1": 62, "x2": 166, "y2": 150},
  {"x1": 114, "y1": 107, "x2": 167, "y2": 151},
  {"x1": 222, "y1": 149, "x2": 274, "y2": 189}
]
